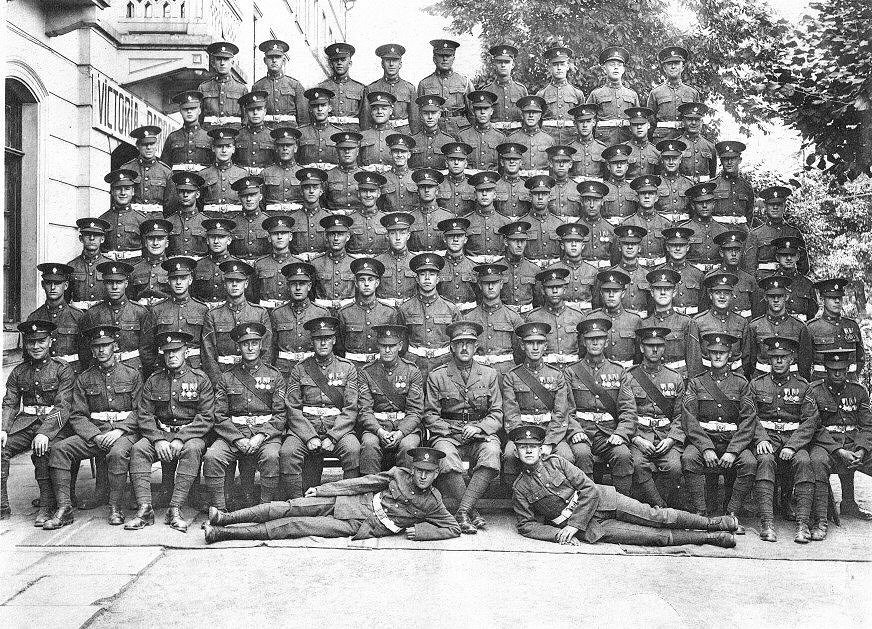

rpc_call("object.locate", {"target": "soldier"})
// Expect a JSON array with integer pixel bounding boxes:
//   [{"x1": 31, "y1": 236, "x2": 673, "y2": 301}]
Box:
[
  {"x1": 526, "y1": 268, "x2": 586, "y2": 368},
  {"x1": 380, "y1": 133, "x2": 417, "y2": 213},
  {"x1": 564, "y1": 316, "x2": 637, "y2": 495},
  {"x1": 711, "y1": 141, "x2": 755, "y2": 228},
  {"x1": 656, "y1": 139, "x2": 693, "y2": 222},
  {"x1": 408, "y1": 168, "x2": 452, "y2": 254},
  {"x1": 628, "y1": 326, "x2": 686, "y2": 507},
  {"x1": 644, "y1": 268, "x2": 703, "y2": 379},
  {"x1": 809, "y1": 278, "x2": 864, "y2": 378},
  {"x1": 702, "y1": 230, "x2": 761, "y2": 318},
  {"x1": 319, "y1": 42, "x2": 365, "y2": 132},
  {"x1": 684, "y1": 181, "x2": 728, "y2": 273},
  {"x1": 576, "y1": 180, "x2": 617, "y2": 269},
  {"x1": 193, "y1": 218, "x2": 238, "y2": 308},
  {"x1": 203, "y1": 446, "x2": 460, "y2": 543},
  {"x1": 437, "y1": 217, "x2": 478, "y2": 311},
  {"x1": 375, "y1": 212, "x2": 416, "y2": 306},
  {"x1": 647, "y1": 46, "x2": 700, "y2": 142},
  {"x1": 506, "y1": 96, "x2": 553, "y2": 175},
  {"x1": 98, "y1": 169, "x2": 147, "y2": 262},
  {"x1": 288, "y1": 167, "x2": 330, "y2": 261},
  {"x1": 498, "y1": 221, "x2": 540, "y2": 314},
  {"x1": 568, "y1": 103, "x2": 606, "y2": 181},
  {"x1": 675, "y1": 102, "x2": 716, "y2": 182},
  {"x1": 122, "y1": 125, "x2": 172, "y2": 217},
  {"x1": 587, "y1": 47, "x2": 640, "y2": 145},
  {"x1": 417, "y1": 39, "x2": 473, "y2": 137},
  {"x1": 502, "y1": 322, "x2": 573, "y2": 478},
  {"x1": 128, "y1": 219, "x2": 172, "y2": 304},
  {"x1": 399, "y1": 253, "x2": 460, "y2": 377},
  {"x1": 228, "y1": 175, "x2": 270, "y2": 263},
  {"x1": 201, "y1": 260, "x2": 273, "y2": 384},
  {"x1": 546, "y1": 145, "x2": 580, "y2": 221},
  {"x1": 749, "y1": 275, "x2": 813, "y2": 380},
  {"x1": 42, "y1": 325, "x2": 140, "y2": 529},
  {"x1": 588, "y1": 270, "x2": 642, "y2": 368},
  {"x1": 203, "y1": 322, "x2": 285, "y2": 509},
  {"x1": 694, "y1": 272, "x2": 752, "y2": 374},
  {"x1": 494, "y1": 142, "x2": 530, "y2": 217},
  {"x1": 437, "y1": 142, "x2": 476, "y2": 215},
  {"x1": 681, "y1": 332, "x2": 758, "y2": 530},
  {"x1": 623, "y1": 175, "x2": 671, "y2": 268},
  {"x1": 358, "y1": 324, "x2": 424, "y2": 474},
  {"x1": 603, "y1": 226, "x2": 650, "y2": 316},
  {"x1": 543, "y1": 224, "x2": 598, "y2": 310},
  {"x1": 160, "y1": 91, "x2": 211, "y2": 172},
  {"x1": 166, "y1": 172, "x2": 208, "y2": 257},
  {"x1": 271, "y1": 262, "x2": 330, "y2": 376},
  {"x1": 261, "y1": 127, "x2": 303, "y2": 216},
  {"x1": 511, "y1": 425, "x2": 738, "y2": 548},
  {"x1": 235, "y1": 91, "x2": 275, "y2": 176},
  {"x1": 198, "y1": 41, "x2": 245, "y2": 128},
  {"x1": 807, "y1": 348, "x2": 872, "y2": 524},
  {"x1": 466, "y1": 263, "x2": 523, "y2": 375},
  {"x1": 338, "y1": 257, "x2": 402, "y2": 367},
  {"x1": 81, "y1": 262, "x2": 153, "y2": 374},
  {"x1": 536, "y1": 45, "x2": 585, "y2": 144},
  {"x1": 359, "y1": 92, "x2": 399, "y2": 170},
  {"x1": 750, "y1": 185, "x2": 809, "y2": 276},
  {"x1": 280, "y1": 316, "x2": 359, "y2": 498},
  {"x1": 253, "y1": 39, "x2": 307, "y2": 129},
  {"x1": 1, "y1": 321, "x2": 74, "y2": 524},
  {"x1": 457, "y1": 91, "x2": 502, "y2": 171},
  {"x1": 624, "y1": 107, "x2": 660, "y2": 178},
  {"x1": 659, "y1": 226, "x2": 703, "y2": 315},
  {"x1": 410, "y1": 95, "x2": 453, "y2": 170},
  {"x1": 296, "y1": 88, "x2": 341, "y2": 169},
  {"x1": 253, "y1": 215, "x2": 300, "y2": 309},
  {"x1": 325, "y1": 131, "x2": 365, "y2": 213},
  {"x1": 363, "y1": 44, "x2": 416, "y2": 134},
  {"x1": 465, "y1": 171, "x2": 510, "y2": 263},
  {"x1": 766, "y1": 236, "x2": 818, "y2": 322},
  {"x1": 67, "y1": 218, "x2": 111, "y2": 310},
  {"x1": 601, "y1": 144, "x2": 636, "y2": 225},
  {"x1": 200, "y1": 127, "x2": 248, "y2": 217},
  {"x1": 126, "y1": 331, "x2": 214, "y2": 532},
  {"x1": 481, "y1": 43, "x2": 527, "y2": 134},
  {"x1": 311, "y1": 214, "x2": 356, "y2": 311},
  {"x1": 346, "y1": 172, "x2": 389, "y2": 257},
  {"x1": 751, "y1": 336, "x2": 820, "y2": 542},
  {"x1": 523, "y1": 176, "x2": 563, "y2": 266},
  {"x1": 28, "y1": 264, "x2": 85, "y2": 372},
  {"x1": 423, "y1": 320, "x2": 502, "y2": 533}
]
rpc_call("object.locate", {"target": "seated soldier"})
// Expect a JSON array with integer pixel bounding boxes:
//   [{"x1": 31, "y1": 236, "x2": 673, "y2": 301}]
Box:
[
  {"x1": 203, "y1": 447, "x2": 460, "y2": 543},
  {"x1": 511, "y1": 425, "x2": 738, "y2": 548}
]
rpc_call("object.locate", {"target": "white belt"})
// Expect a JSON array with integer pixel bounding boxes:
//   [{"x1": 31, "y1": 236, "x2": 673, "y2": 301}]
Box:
[
  {"x1": 205, "y1": 300, "x2": 225, "y2": 310},
  {"x1": 345, "y1": 352, "x2": 378, "y2": 363},
  {"x1": 755, "y1": 362, "x2": 798, "y2": 373},
  {"x1": 696, "y1": 175, "x2": 712, "y2": 183},
  {"x1": 372, "y1": 491, "x2": 404, "y2": 533},
  {"x1": 328, "y1": 116, "x2": 360, "y2": 125},
  {"x1": 542, "y1": 119, "x2": 570, "y2": 128},
  {"x1": 184, "y1": 348, "x2": 201, "y2": 357},
  {"x1": 407, "y1": 345, "x2": 450, "y2": 358},
  {"x1": 135, "y1": 297, "x2": 161, "y2": 307},
  {"x1": 760, "y1": 420, "x2": 799, "y2": 432},
  {"x1": 492, "y1": 121, "x2": 522, "y2": 130},
  {"x1": 264, "y1": 114, "x2": 297, "y2": 123},
  {"x1": 637, "y1": 415, "x2": 671, "y2": 428},
  {"x1": 702, "y1": 357, "x2": 743, "y2": 371},
  {"x1": 246, "y1": 167, "x2": 264, "y2": 176},
  {"x1": 605, "y1": 216, "x2": 624, "y2": 226},
  {"x1": 259, "y1": 299, "x2": 288, "y2": 309},
  {"x1": 157, "y1": 420, "x2": 184, "y2": 433},
  {"x1": 116, "y1": 349, "x2": 140, "y2": 361},
  {"x1": 757, "y1": 262, "x2": 778, "y2": 271},
  {"x1": 55, "y1": 354, "x2": 79, "y2": 363},
  {"x1": 660, "y1": 212, "x2": 689, "y2": 222},
  {"x1": 713, "y1": 215, "x2": 747, "y2": 225},
  {"x1": 374, "y1": 411, "x2": 406, "y2": 421},
  {"x1": 566, "y1": 300, "x2": 592, "y2": 310},
  {"x1": 455, "y1": 301, "x2": 477, "y2": 312},
  {"x1": 473, "y1": 353, "x2": 514, "y2": 365},
  {"x1": 626, "y1": 309, "x2": 647, "y2": 318},
  {"x1": 231, "y1": 414, "x2": 273, "y2": 427},
  {"x1": 293, "y1": 251, "x2": 323, "y2": 262},
  {"x1": 813, "y1": 363, "x2": 858, "y2": 373},
  {"x1": 131, "y1": 203, "x2": 163, "y2": 213},
  {"x1": 104, "y1": 250, "x2": 141, "y2": 261},
  {"x1": 313, "y1": 298, "x2": 355, "y2": 309},
  {"x1": 613, "y1": 359, "x2": 635, "y2": 369},
  {"x1": 204, "y1": 203, "x2": 242, "y2": 214},
  {"x1": 411, "y1": 249, "x2": 447, "y2": 257},
  {"x1": 552, "y1": 490, "x2": 579, "y2": 525},
  {"x1": 664, "y1": 359, "x2": 686, "y2": 370},
  {"x1": 21, "y1": 405, "x2": 53, "y2": 416},
  {"x1": 597, "y1": 119, "x2": 628, "y2": 128},
  {"x1": 793, "y1": 313, "x2": 808, "y2": 322},
  {"x1": 656, "y1": 121, "x2": 683, "y2": 129},
  {"x1": 377, "y1": 297, "x2": 409, "y2": 308},
  {"x1": 572, "y1": 176, "x2": 604, "y2": 183},
  {"x1": 70, "y1": 300, "x2": 101, "y2": 310},
  {"x1": 506, "y1": 303, "x2": 534, "y2": 314},
  {"x1": 204, "y1": 115, "x2": 242, "y2": 125},
  {"x1": 591, "y1": 259, "x2": 612, "y2": 268},
  {"x1": 468, "y1": 254, "x2": 503, "y2": 264},
  {"x1": 699, "y1": 420, "x2": 738, "y2": 432},
  {"x1": 266, "y1": 202, "x2": 303, "y2": 213},
  {"x1": 464, "y1": 168, "x2": 482, "y2": 176},
  {"x1": 306, "y1": 162, "x2": 337, "y2": 171},
  {"x1": 673, "y1": 305, "x2": 699, "y2": 315},
  {"x1": 575, "y1": 410, "x2": 614, "y2": 423},
  {"x1": 556, "y1": 215, "x2": 580, "y2": 224},
  {"x1": 302, "y1": 405, "x2": 341, "y2": 417},
  {"x1": 361, "y1": 163, "x2": 393, "y2": 173},
  {"x1": 692, "y1": 262, "x2": 718, "y2": 272},
  {"x1": 638, "y1": 256, "x2": 667, "y2": 267},
  {"x1": 531, "y1": 258, "x2": 561, "y2": 269},
  {"x1": 519, "y1": 169, "x2": 548, "y2": 178},
  {"x1": 519, "y1": 412, "x2": 552, "y2": 425},
  {"x1": 826, "y1": 425, "x2": 857, "y2": 433},
  {"x1": 736, "y1": 309, "x2": 752, "y2": 318},
  {"x1": 218, "y1": 354, "x2": 242, "y2": 365},
  {"x1": 172, "y1": 163, "x2": 206, "y2": 172},
  {"x1": 91, "y1": 411, "x2": 132, "y2": 423},
  {"x1": 390, "y1": 118, "x2": 410, "y2": 128},
  {"x1": 544, "y1": 353, "x2": 576, "y2": 365},
  {"x1": 278, "y1": 350, "x2": 314, "y2": 361}
]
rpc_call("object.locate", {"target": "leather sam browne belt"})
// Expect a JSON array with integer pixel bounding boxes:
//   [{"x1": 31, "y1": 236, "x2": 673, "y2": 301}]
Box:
[
  {"x1": 552, "y1": 490, "x2": 579, "y2": 525},
  {"x1": 441, "y1": 409, "x2": 487, "y2": 423},
  {"x1": 372, "y1": 492, "x2": 404, "y2": 533}
]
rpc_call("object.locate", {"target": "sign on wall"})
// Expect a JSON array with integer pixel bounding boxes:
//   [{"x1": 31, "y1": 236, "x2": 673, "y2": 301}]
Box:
[{"x1": 90, "y1": 68, "x2": 178, "y2": 142}]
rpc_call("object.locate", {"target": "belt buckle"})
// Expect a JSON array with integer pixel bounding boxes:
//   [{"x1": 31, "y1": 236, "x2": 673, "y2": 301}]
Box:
[{"x1": 425, "y1": 348, "x2": 436, "y2": 359}]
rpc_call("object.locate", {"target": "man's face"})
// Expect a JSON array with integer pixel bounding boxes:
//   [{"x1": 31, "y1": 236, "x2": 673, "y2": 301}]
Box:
[
  {"x1": 329, "y1": 56, "x2": 351, "y2": 76},
  {"x1": 601, "y1": 287, "x2": 623, "y2": 308},
  {"x1": 80, "y1": 231, "x2": 105, "y2": 253},
  {"x1": 666, "y1": 241, "x2": 689, "y2": 261},
  {"x1": 169, "y1": 274, "x2": 192, "y2": 296},
  {"x1": 434, "y1": 52, "x2": 454, "y2": 72},
  {"x1": 603, "y1": 59, "x2": 625, "y2": 81},
  {"x1": 412, "y1": 466, "x2": 438, "y2": 489},
  {"x1": 240, "y1": 190, "x2": 262, "y2": 212},
  {"x1": 551, "y1": 158, "x2": 572, "y2": 179},
  {"x1": 276, "y1": 144, "x2": 296, "y2": 162},
  {"x1": 391, "y1": 148, "x2": 410, "y2": 168},
  {"x1": 517, "y1": 442, "x2": 543, "y2": 466},
  {"x1": 522, "y1": 110, "x2": 542, "y2": 128},
  {"x1": 240, "y1": 338, "x2": 262, "y2": 362},
  {"x1": 575, "y1": 119, "x2": 595, "y2": 138},
  {"x1": 721, "y1": 155, "x2": 741, "y2": 174},
  {"x1": 641, "y1": 342, "x2": 665, "y2": 363},
  {"x1": 531, "y1": 191, "x2": 549, "y2": 211},
  {"x1": 708, "y1": 348, "x2": 730, "y2": 369},
  {"x1": 207, "y1": 234, "x2": 231, "y2": 254},
  {"x1": 91, "y1": 341, "x2": 116, "y2": 364},
  {"x1": 620, "y1": 242, "x2": 639, "y2": 260},
  {"x1": 583, "y1": 336, "x2": 607, "y2": 356},
  {"x1": 145, "y1": 234, "x2": 168, "y2": 256},
  {"x1": 379, "y1": 340, "x2": 402, "y2": 364},
  {"x1": 211, "y1": 55, "x2": 232, "y2": 75},
  {"x1": 662, "y1": 60, "x2": 684, "y2": 79},
  {"x1": 650, "y1": 285, "x2": 674, "y2": 307},
  {"x1": 42, "y1": 279, "x2": 67, "y2": 302},
  {"x1": 493, "y1": 57, "x2": 514, "y2": 78},
  {"x1": 473, "y1": 106, "x2": 493, "y2": 125},
  {"x1": 629, "y1": 121, "x2": 649, "y2": 140},
  {"x1": 418, "y1": 184, "x2": 438, "y2": 203},
  {"x1": 313, "y1": 335, "x2": 336, "y2": 357},
  {"x1": 311, "y1": 102, "x2": 331, "y2": 122},
  {"x1": 178, "y1": 189, "x2": 199, "y2": 207},
  {"x1": 359, "y1": 187, "x2": 380, "y2": 208},
  {"x1": 479, "y1": 279, "x2": 502, "y2": 301},
  {"x1": 24, "y1": 336, "x2": 53, "y2": 361},
  {"x1": 777, "y1": 252, "x2": 799, "y2": 272},
  {"x1": 549, "y1": 59, "x2": 568, "y2": 81},
  {"x1": 246, "y1": 105, "x2": 266, "y2": 125},
  {"x1": 301, "y1": 183, "x2": 322, "y2": 204},
  {"x1": 684, "y1": 117, "x2": 702, "y2": 135},
  {"x1": 446, "y1": 156, "x2": 466, "y2": 175},
  {"x1": 355, "y1": 274, "x2": 379, "y2": 297},
  {"x1": 265, "y1": 53, "x2": 285, "y2": 72},
  {"x1": 370, "y1": 104, "x2": 392, "y2": 125},
  {"x1": 450, "y1": 338, "x2": 476, "y2": 363},
  {"x1": 607, "y1": 160, "x2": 628, "y2": 179},
  {"x1": 544, "y1": 284, "x2": 565, "y2": 306},
  {"x1": 694, "y1": 199, "x2": 713, "y2": 218},
  {"x1": 139, "y1": 142, "x2": 158, "y2": 160},
  {"x1": 523, "y1": 338, "x2": 546, "y2": 362},
  {"x1": 662, "y1": 155, "x2": 681, "y2": 173},
  {"x1": 501, "y1": 156, "x2": 521, "y2": 176},
  {"x1": 269, "y1": 230, "x2": 291, "y2": 251},
  {"x1": 720, "y1": 246, "x2": 742, "y2": 267},
  {"x1": 562, "y1": 239, "x2": 583, "y2": 258},
  {"x1": 214, "y1": 143, "x2": 235, "y2": 162},
  {"x1": 289, "y1": 279, "x2": 311, "y2": 302},
  {"x1": 337, "y1": 146, "x2": 358, "y2": 165},
  {"x1": 105, "y1": 279, "x2": 128, "y2": 301},
  {"x1": 710, "y1": 288, "x2": 733, "y2": 310},
  {"x1": 420, "y1": 109, "x2": 440, "y2": 129},
  {"x1": 766, "y1": 292, "x2": 787, "y2": 313},
  {"x1": 506, "y1": 237, "x2": 527, "y2": 257},
  {"x1": 163, "y1": 345, "x2": 186, "y2": 369},
  {"x1": 770, "y1": 352, "x2": 793, "y2": 375},
  {"x1": 382, "y1": 56, "x2": 402, "y2": 77},
  {"x1": 475, "y1": 188, "x2": 495, "y2": 206},
  {"x1": 581, "y1": 196, "x2": 602, "y2": 218},
  {"x1": 827, "y1": 366, "x2": 848, "y2": 386},
  {"x1": 416, "y1": 269, "x2": 439, "y2": 292},
  {"x1": 764, "y1": 201, "x2": 785, "y2": 221},
  {"x1": 327, "y1": 231, "x2": 350, "y2": 251},
  {"x1": 180, "y1": 105, "x2": 201, "y2": 124},
  {"x1": 387, "y1": 227, "x2": 410, "y2": 251},
  {"x1": 111, "y1": 184, "x2": 134, "y2": 206},
  {"x1": 822, "y1": 295, "x2": 842, "y2": 317},
  {"x1": 637, "y1": 191, "x2": 657, "y2": 209},
  {"x1": 225, "y1": 277, "x2": 248, "y2": 298},
  {"x1": 445, "y1": 232, "x2": 467, "y2": 253}
]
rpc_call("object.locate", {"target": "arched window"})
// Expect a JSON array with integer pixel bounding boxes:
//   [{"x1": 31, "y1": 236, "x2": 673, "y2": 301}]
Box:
[
  {"x1": 126, "y1": 1, "x2": 135, "y2": 18},
  {"x1": 163, "y1": 2, "x2": 171, "y2": 18},
  {"x1": 180, "y1": 1, "x2": 186, "y2": 18},
  {"x1": 144, "y1": 2, "x2": 152, "y2": 18}
]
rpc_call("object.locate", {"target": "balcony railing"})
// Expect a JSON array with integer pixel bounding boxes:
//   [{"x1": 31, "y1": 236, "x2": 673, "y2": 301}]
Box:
[{"x1": 109, "y1": 0, "x2": 241, "y2": 41}]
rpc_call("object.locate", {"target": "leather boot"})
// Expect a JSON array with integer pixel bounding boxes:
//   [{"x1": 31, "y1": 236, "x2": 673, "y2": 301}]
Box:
[
  {"x1": 35, "y1": 478, "x2": 57, "y2": 527},
  {"x1": 704, "y1": 532, "x2": 736, "y2": 548},
  {"x1": 42, "y1": 505, "x2": 74, "y2": 530},
  {"x1": 33, "y1": 505, "x2": 55, "y2": 527},
  {"x1": 456, "y1": 510, "x2": 477, "y2": 534},
  {"x1": 810, "y1": 519, "x2": 828, "y2": 541},
  {"x1": 706, "y1": 515, "x2": 739, "y2": 532},
  {"x1": 470, "y1": 508, "x2": 487, "y2": 529},
  {"x1": 107, "y1": 505, "x2": 125, "y2": 526},
  {"x1": 794, "y1": 520, "x2": 811, "y2": 544},
  {"x1": 203, "y1": 522, "x2": 270, "y2": 544},
  {"x1": 165, "y1": 506, "x2": 190, "y2": 532},
  {"x1": 727, "y1": 512, "x2": 745, "y2": 535},
  {"x1": 124, "y1": 504, "x2": 155, "y2": 530},
  {"x1": 759, "y1": 519, "x2": 777, "y2": 542}
]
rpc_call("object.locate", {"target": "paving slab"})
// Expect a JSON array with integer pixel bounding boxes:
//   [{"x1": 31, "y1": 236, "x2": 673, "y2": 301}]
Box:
[
  {"x1": 6, "y1": 574, "x2": 135, "y2": 607},
  {"x1": 0, "y1": 605, "x2": 102, "y2": 629}
]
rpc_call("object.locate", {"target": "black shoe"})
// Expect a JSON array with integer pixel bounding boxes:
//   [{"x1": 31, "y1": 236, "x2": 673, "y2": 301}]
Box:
[
  {"x1": 794, "y1": 521, "x2": 811, "y2": 544},
  {"x1": 78, "y1": 488, "x2": 109, "y2": 510},
  {"x1": 704, "y1": 532, "x2": 736, "y2": 548},
  {"x1": 706, "y1": 515, "x2": 739, "y2": 532},
  {"x1": 33, "y1": 506, "x2": 54, "y2": 527},
  {"x1": 42, "y1": 505, "x2": 74, "y2": 530},
  {"x1": 124, "y1": 504, "x2": 155, "y2": 530},
  {"x1": 840, "y1": 500, "x2": 872, "y2": 520},
  {"x1": 107, "y1": 505, "x2": 125, "y2": 526},
  {"x1": 203, "y1": 522, "x2": 221, "y2": 544},
  {"x1": 810, "y1": 519, "x2": 828, "y2": 541},
  {"x1": 759, "y1": 521, "x2": 777, "y2": 542},
  {"x1": 208, "y1": 505, "x2": 228, "y2": 526},
  {"x1": 165, "y1": 506, "x2": 190, "y2": 532},
  {"x1": 470, "y1": 508, "x2": 487, "y2": 529},
  {"x1": 727, "y1": 512, "x2": 745, "y2": 535},
  {"x1": 456, "y1": 510, "x2": 477, "y2": 535}
]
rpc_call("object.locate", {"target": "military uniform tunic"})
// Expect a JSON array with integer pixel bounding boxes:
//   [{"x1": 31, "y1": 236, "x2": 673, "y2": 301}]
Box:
[
  {"x1": 128, "y1": 254, "x2": 170, "y2": 303},
  {"x1": 565, "y1": 357, "x2": 638, "y2": 448},
  {"x1": 465, "y1": 206, "x2": 511, "y2": 258},
  {"x1": 66, "y1": 361, "x2": 141, "y2": 441},
  {"x1": 27, "y1": 303, "x2": 85, "y2": 368},
  {"x1": 748, "y1": 312, "x2": 812, "y2": 379},
  {"x1": 807, "y1": 313, "x2": 864, "y2": 376},
  {"x1": 262, "y1": 162, "x2": 303, "y2": 212},
  {"x1": 201, "y1": 300, "x2": 273, "y2": 383},
  {"x1": 200, "y1": 161, "x2": 249, "y2": 213},
  {"x1": 495, "y1": 177, "x2": 530, "y2": 218},
  {"x1": 337, "y1": 299, "x2": 402, "y2": 360},
  {"x1": 437, "y1": 174, "x2": 475, "y2": 216},
  {"x1": 749, "y1": 220, "x2": 809, "y2": 276},
  {"x1": 588, "y1": 307, "x2": 642, "y2": 367},
  {"x1": 683, "y1": 217, "x2": 729, "y2": 271},
  {"x1": 409, "y1": 204, "x2": 453, "y2": 253},
  {"x1": 643, "y1": 308, "x2": 703, "y2": 377},
  {"x1": 537, "y1": 81, "x2": 586, "y2": 144},
  {"x1": 438, "y1": 253, "x2": 478, "y2": 308},
  {"x1": 193, "y1": 252, "x2": 236, "y2": 306},
  {"x1": 524, "y1": 304, "x2": 586, "y2": 360},
  {"x1": 229, "y1": 210, "x2": 270, "y2": 262},
  {"x1": 363, "y1": 76, "x2": 417, "y2": 132},
  {"x1": 410, "y1": 128, "x2": 455, "y2": 171},
  {"x1": 326, "y1": 164, "x2": 364, "y2": 213},
  {"x1": 358, "y1": 358, "x2": 424, "y2": 437},
  {"x1": 778, "y1": 270, "x2": 819, "y2": 322},
  {"x1": 285, "y1": 355, "x2": 358, "y2": 443},
  {"x1": 145, "y1": 296, "x2": 209, "y2": 370},
  {"x1": 807, "y1": 380, "x2": 872, "y2": 461},
  {"x1": 318, "y1": 75, "x2": 365, "y2": 130},
  {"x1": 198, "y1": 75, "x2": 246, "y2": 126},
  {"x1": 627, "y1": 364, "x2": 685, "y2": 446},
  {"x1": 81, "y1": 298, "x2": 153, "y2": 373},
  {"x1": 270, "y1": 299, "x2": 331, "y2": 374},
  {"x1": 253, "y1": 72, "x2": 306, "y2": 127},
  {"x1": 750, "y1": 372, "x2": 819, "y2": 463},
  {"x1": 311, "y1": 251, "x2": 356, "y2": 305},
  {"x1": 417, "y1": 70, "x2": 473, "y2": 135},
  {"x1": 167, "y1": 208, "x2": 208, "y2": 257},
  {"x1": 586, "y1": 85, "x2": 639, "y2": 144},
  {"x1": 543, "y1": 258, "x2": 598, "y2": 309},
  {"x1": 525, "y1": 210, "x2": 564, "y2": 263},
  {"x1": 676, "y1": 133, "x2": 716, "y2": 181},
  {"x1": 621, "y1": 211, "x2": 672, "y2": 267},
  {"x1": 253, "y1": 252, "x2": 301, "y2": 306},
  {"x1": 359, "y1": 126, "x2": 395, "y2": 167},
  {"x1": 693, "y1": 308, "x2": 751, "y2": 372},
  {"x1": 698, "y1": 264, "x2": 760, "y2": 318},
  {"x1": 681, "y1": 369, "x2": 758, "y2": 460},
  {"x1": 98, "y1": 205, "x2": 147, "y2": 257},
  {"x1": 234, "y1": 123, "x2": 275, "y2": 173},
  {"x1": 602, "y1": 177, "x2": 636, "y2": 224},
  {"x1": 160, "y1": 123, "x2": 212, "y2": 168},
  {"x1": 646, "y1": 81, "x2": 700, "y2": 139},
  {"x1": 569, "y1": 137, "x2": 607, "y2": 179},
  {"x1": 626, "y1": 140, "x2": 660, "y2": 179},
  {"x1": 547, "y1": 179, "x2": 581, "y2": 220},
  {"x1": 297, "y1": 122, "x2": 341, "y2": 166},
  {"x1": 466, "y1": 303, "x2": 523, "y2": 368},
  {"x1": 603, "y1": 262, "x2": 649, "y2": 315},
  {"x1": 657, "y1": 260, "x2": 703, "y2": 315},
  {"x1": 398, "y1": 294, "x2": 459, "y2": 375},
  {"x1": 507, "y1": 127, "x2": 554, "y2": 172},
  {"x1": 382, "y1": 167, "x2": 417, "y2": 213},
  {"x1": 457, "y1": 124, "x2": 503, "y2": 171},
  {"x1": 67, "y1": 252, "x2": 110, "y2": 307},
  {"x1": 500, "y1": 255, "x2": 540, "y2": 311},
  {"x1": 578, "y1": 214, "x2": 617, "y2": 268},
  {"x1": 346, "y1": 209, "x2": 388, "y2": 256},
  {"x1": 375, "y1": 249, "x2": 416, "y2": 302},
  {"x1": 482, "y1": 78, "x2": 528, "y2": 131},
  {"x1": 502, "y1": 362, "x2": 571, "y2": 445},
  {"x1": 289, "y1": 205, "x2": 331, "y2": 258},
  {"x1": 712, "y1": 172, "x2": 755, "y2": 227},
  {"x1": 657, "y1": 173, "x2": 693, "y2": 222},
  {"x1": 120, "y1": 156, "x2": 172, "y2": 214}
]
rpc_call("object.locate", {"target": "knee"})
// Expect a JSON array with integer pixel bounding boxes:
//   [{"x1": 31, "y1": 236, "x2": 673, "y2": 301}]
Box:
[
  {"x1": 611, "y1": 444, "x2": 633, "y2": 466},
  {"x1": 756, "y1": 452, "x2": 776, "y2": 470},
  {"x1": 48, "y1": 447, "x2": 70, "y2": 469},
  {"x1": 736, "y1": 450, "x2": 757, "y2": 475}
]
